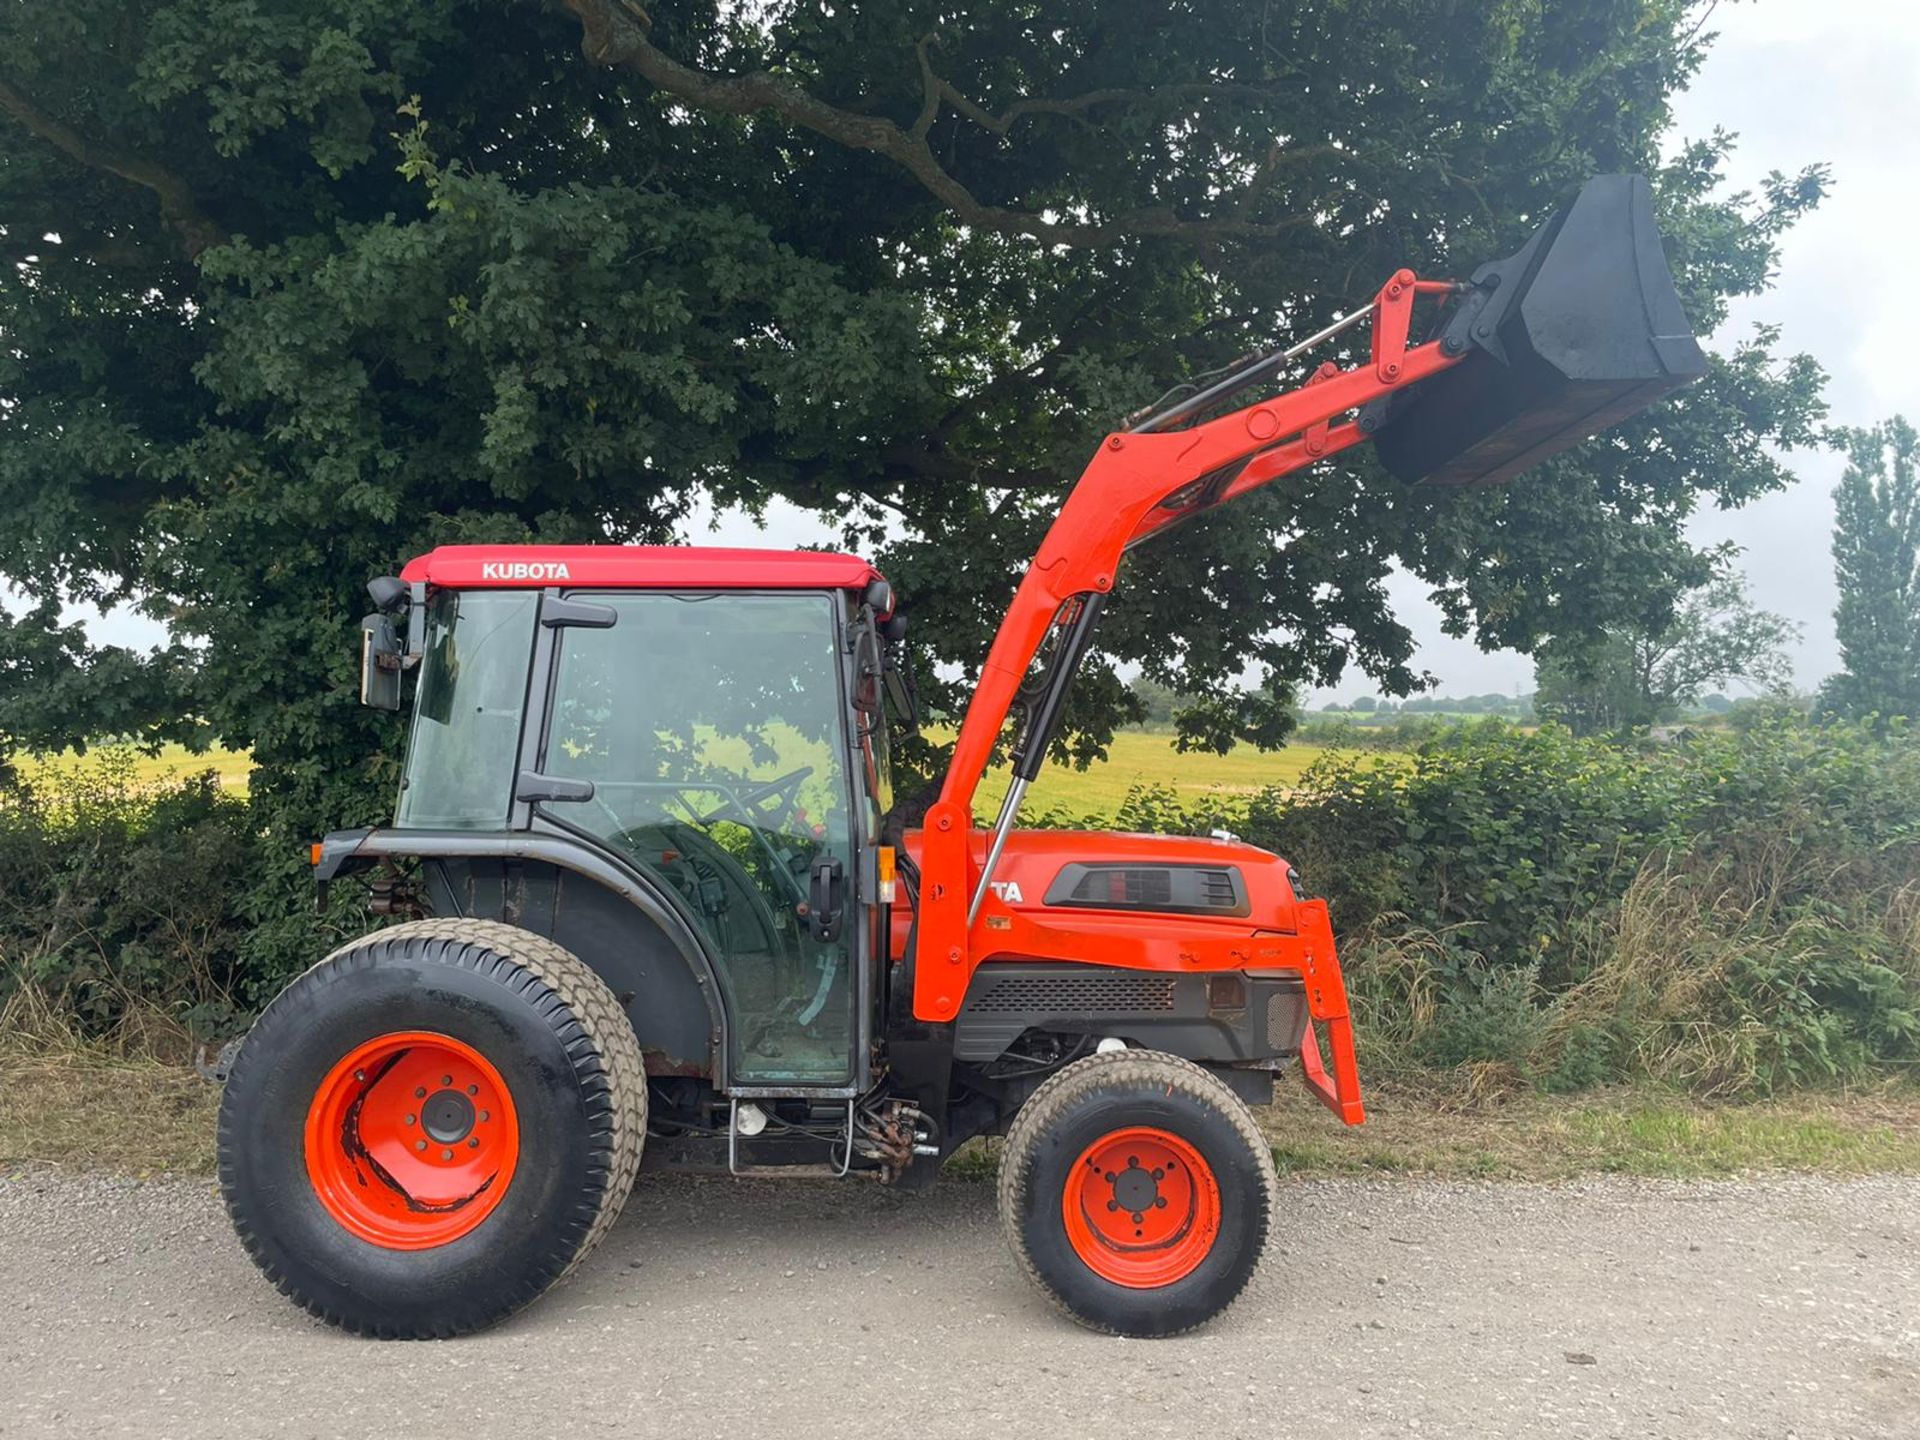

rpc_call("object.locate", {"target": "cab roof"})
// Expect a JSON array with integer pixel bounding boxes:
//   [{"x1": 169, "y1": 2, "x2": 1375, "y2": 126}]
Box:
[{"x1": 399, "y1": 544, "x2": 886, "y2": 595}]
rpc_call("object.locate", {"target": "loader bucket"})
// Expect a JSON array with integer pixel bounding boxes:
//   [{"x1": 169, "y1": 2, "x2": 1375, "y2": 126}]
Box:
[{"x1": 1366, "y1": 173, "x2": 1707, "y2": 487}]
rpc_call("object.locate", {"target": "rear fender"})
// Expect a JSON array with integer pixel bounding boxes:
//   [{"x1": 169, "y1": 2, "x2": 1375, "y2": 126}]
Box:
[{"x1": 316, "y1": 829, "x2": 727, "y2": 1084}]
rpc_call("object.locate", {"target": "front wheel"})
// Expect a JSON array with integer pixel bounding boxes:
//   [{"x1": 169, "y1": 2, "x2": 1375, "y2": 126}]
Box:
[
  {"x1": 997, "y1": 1049, "x2": 1277, "y2": 1336},
  {"x1": 218, "y1": 919, "x2": 647, "y2": 1337}
]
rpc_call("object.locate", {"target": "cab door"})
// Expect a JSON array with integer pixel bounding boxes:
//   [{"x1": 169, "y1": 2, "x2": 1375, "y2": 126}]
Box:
[{"x1": 537, "y1": 590, "x2": 859, "y2": 1087}]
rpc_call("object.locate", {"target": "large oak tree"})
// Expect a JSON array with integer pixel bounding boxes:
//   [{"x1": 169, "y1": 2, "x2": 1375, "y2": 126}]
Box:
[{"x1": 0, "y1": 0, "x2": 1825, "y2": 971}]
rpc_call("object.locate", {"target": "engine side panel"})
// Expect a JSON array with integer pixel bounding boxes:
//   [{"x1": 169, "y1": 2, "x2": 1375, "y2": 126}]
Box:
[
  {"x1": 952, "y1": 962, "x2": 1308, "y2": 1064},
  {"x1": 892, "y1": 828, "x2": 1315, "y2": 971}
]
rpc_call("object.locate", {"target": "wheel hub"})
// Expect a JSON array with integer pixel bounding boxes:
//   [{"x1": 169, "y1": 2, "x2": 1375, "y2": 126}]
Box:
[
  {"x1": 422, "y1": 1088, "x2": 476, "y2": 1144},
  {"x1": 1104, "y1": 1156, "x2": 1166, "y2": 1219}
]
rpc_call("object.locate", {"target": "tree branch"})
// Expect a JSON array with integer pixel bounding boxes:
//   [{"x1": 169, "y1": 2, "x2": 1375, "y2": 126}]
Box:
[
  {"x1": 557, "y1": 0, "x2": 1316, "y2": 247},
  {"x1": 0, "y1": 76, "x2": 228, "y2": 260}
]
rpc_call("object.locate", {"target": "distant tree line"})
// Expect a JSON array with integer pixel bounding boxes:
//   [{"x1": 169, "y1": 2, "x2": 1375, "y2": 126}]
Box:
[{"x1": 1321, "y1": 693, "x2": 1534, "y2": 717}]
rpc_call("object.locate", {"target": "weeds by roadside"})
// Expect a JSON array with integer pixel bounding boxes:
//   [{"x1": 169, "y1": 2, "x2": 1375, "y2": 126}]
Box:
[
  {"x1": 1256, "y1": 1077, "x2": 1920, "y2": 1180},
  {"x1": 0, "y1": 990, "x2": 218, "y2": 1175}
]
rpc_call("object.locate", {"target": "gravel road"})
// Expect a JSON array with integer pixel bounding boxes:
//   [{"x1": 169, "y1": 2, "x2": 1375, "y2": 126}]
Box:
[{"x1": 0, "y1": 1167, "x2": 1913, "y2": 1439}]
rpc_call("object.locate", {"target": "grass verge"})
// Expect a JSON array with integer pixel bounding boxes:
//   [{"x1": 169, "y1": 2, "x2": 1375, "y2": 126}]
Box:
[
  {"x1": 0, "y1": 1053, "x2": 220, "y2": 1175},
  {"x1": 0, "y1": 992, "x2": 220, "y2": 1176},
  {"x1": 1258, "y1": 1077, "x2": 1920, "y2": 1179},
  {"x1": 936, "y1": 1077, "x2": 1920, "y2": 1183},
  {"x1": 5, "y1": 1047, "x2": 1916, "y2": 1182}
]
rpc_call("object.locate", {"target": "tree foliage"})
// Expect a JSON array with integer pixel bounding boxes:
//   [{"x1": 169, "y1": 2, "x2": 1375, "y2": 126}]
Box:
[
  {"x1": 1534, "y1": 571, "x2": 1799, "y2": 734},
  {"x1": 1822, "y1": 417, "x2": 1920, "y2": 723},
  {"x1": 0, "y1": 0, "x2": 1828, "y2": 969}
]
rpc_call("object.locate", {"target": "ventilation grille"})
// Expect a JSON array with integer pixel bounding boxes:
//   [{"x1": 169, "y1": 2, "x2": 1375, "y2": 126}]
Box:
[
  {"x1": 1200, "y1": 869, "x2": 1240, "y2": 909},
  {"x1": 965, "y1": 973, "x2": 1178, "y2": 1015},
  {"x1": 1043, "y1": 863, "x2": 1249, "y2": 917},
  {"x1": 1267, "y1": 992, "x2": 1307, "y2": 1049}
]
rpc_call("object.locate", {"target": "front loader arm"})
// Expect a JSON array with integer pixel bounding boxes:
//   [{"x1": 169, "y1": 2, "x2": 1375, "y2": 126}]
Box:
[
  {"x1": 912, "y1": 270, "x2": 1465, "y2": 1026},
  {"x1": 935, "y1": 273, "x2": 1458, "y2": 824}
]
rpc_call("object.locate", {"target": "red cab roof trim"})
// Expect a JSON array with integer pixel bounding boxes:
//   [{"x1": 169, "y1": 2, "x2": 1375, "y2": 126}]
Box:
[{"x1": 398, "y1": 544, "x2": 886, "y2": 597}]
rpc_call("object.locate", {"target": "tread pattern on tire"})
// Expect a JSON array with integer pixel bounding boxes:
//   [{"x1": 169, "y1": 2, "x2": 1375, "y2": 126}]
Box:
[
  {"x1": 219, "y1": 917, "x2": 647, "y2": 1336},
  {"x1": 995, "y1": 1047, "x2": 1279, "y2": 1337}
]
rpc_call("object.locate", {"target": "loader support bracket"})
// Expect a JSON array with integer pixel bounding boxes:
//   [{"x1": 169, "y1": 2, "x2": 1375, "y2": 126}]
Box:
[{"x1": 1299, "y1": 1017, "x2": 1366, "y2": 1125}]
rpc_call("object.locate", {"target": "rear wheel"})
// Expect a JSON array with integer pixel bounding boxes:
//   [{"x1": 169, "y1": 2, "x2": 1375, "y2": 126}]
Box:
[
  {"x1": 219, "y1": 919, "x2": 646, "y2": 1337},
  {"x1": 997, "y1": 1049, "x2": 1276, "y2": 1336}
]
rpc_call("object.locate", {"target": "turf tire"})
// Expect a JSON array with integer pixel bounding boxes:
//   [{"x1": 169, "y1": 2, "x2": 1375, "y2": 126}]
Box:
[
  {"x1": 997, "y1": 1048, "x2": 1277, "y2": 1337},
  {"x1": 218, "y1": 918, "x2": 646, "y2": 1337}
]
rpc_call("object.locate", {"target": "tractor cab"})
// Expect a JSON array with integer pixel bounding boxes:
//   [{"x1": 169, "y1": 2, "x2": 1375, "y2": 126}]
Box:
[{"x1": 359, "y1": 544, "x2": 911, "y2": 1092}]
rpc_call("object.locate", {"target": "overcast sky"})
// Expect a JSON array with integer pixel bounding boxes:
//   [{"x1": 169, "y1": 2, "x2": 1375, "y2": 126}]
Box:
[
  {"x1": 1358, "y1": 0, "x2": 1920, "y2": 702},
  {"x1": 66, "y1": 0, "x2": 1919, "y2": 701}
]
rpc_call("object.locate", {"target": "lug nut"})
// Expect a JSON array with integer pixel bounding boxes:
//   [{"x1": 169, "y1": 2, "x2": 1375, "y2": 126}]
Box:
[
  {"x1": 467, "y1": 1137, "x2": 480, "y2": 1149},
  {"x1": 405, "y1": 1114, "x2": 416, "y2": 1126},
  {"x1": 479, "y1": 1110, "x2": 490, "y2": 1123},
  {"x1": 467, "y1": 1084, "x2": 478, "y2": 1096},
  {"x1": 441, "y1": 1149, "x2": 454, "y2": 1161},
  {"x1": 415, "y1": 1087, "x2": 426, "y2": 1099},
  {"x1": 414, "y1": 1140, "x2": 427, "y2": 1152}
]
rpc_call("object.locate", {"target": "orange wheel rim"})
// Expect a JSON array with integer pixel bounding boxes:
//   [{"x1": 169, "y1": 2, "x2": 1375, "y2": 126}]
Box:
[
  {"x1": 1061, "y1": 1126, "x2": 1220, "y2": 1288},
  {"x1": 303, "y1": 1030, "x2": 519, "y2": 1250}
]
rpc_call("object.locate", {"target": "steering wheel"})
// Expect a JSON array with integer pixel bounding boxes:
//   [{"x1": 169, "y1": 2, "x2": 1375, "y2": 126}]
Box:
[{"x1": 696, "y1": 765, "x2": 814, "y2": 829}]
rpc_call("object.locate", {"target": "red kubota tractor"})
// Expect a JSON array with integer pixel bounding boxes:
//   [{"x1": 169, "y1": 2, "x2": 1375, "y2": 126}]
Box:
[{"x1": 220, "y1": 175, "x2": 1705, "y2": 1338}]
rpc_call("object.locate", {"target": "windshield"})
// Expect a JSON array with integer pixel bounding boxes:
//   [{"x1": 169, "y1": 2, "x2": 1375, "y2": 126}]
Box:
[{"x1": 395, "y1": 590, "x2": 538, "y2": 830}]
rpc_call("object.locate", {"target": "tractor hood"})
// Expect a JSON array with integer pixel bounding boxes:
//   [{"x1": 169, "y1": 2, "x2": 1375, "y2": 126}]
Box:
[{"x1": 902, "y1": 827, "x2": 1305, "y2": 936}]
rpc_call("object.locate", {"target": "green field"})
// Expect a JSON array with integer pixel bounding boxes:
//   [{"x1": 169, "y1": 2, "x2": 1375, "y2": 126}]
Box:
[
  {"x1": 18, "y1": 743, "x2": 255, "y2": 796},
  {"x1": 971, "y1": 730, "x2": 1354, "y2": 819},
  {"x1": 21, "y1": 731, "x2": 1355, "y2": 823}
]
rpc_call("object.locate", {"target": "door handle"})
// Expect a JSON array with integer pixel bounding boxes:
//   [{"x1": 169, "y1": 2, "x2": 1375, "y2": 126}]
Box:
[{"x1": 804, "y1": 856, "x2": 845, "y2": 943}]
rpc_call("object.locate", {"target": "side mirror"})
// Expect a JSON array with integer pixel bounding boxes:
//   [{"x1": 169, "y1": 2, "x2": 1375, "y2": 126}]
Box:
[
  {"x1": 368, "y1": 575, "x2": 409, "y2": 613},
  {"x1": 359, "y1": 614, "x2": 404, "y2": 711}
]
